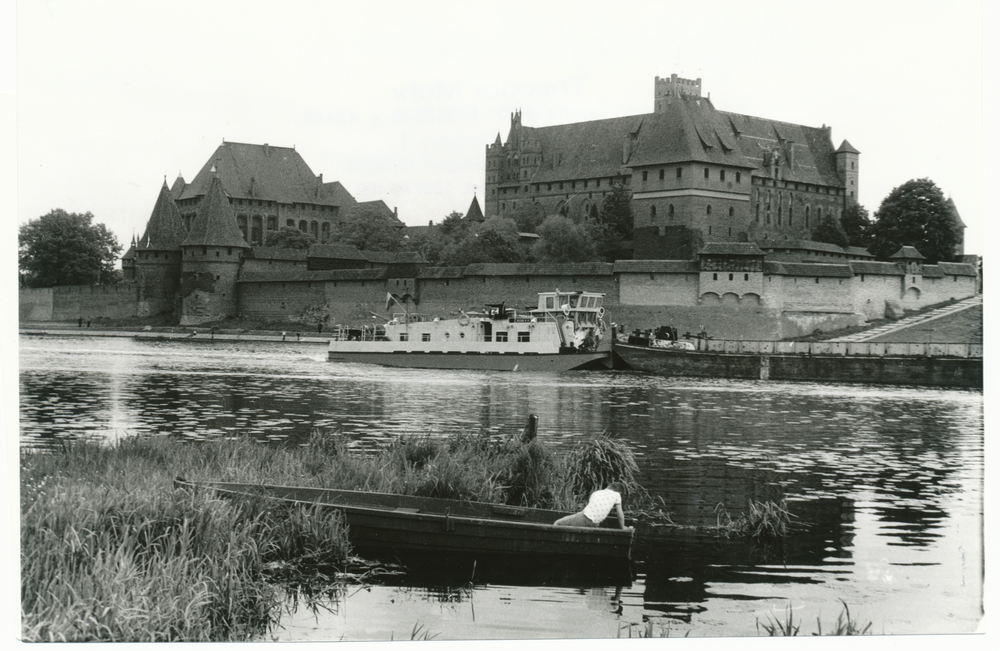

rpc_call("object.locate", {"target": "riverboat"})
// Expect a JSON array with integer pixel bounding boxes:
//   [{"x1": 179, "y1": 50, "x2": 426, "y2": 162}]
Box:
[
  {"x1": 328, "y1": 290, "x2": 612, "y2": 371},
  {"x1": 173, "y1": 478, "x2": 634, "y2": 563},
  {"x1": 614, "y1": 330, "x2": 983, "y2": 388}
]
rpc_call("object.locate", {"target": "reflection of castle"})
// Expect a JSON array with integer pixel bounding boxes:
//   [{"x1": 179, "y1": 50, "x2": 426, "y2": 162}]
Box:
[{"x1": 486, "y1": 74, "x2": 868, "y2": 259}]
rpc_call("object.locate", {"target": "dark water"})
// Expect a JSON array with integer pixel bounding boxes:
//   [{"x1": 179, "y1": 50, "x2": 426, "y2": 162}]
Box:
[{"x1": 19, "y1": 335, "x2": 984, "y2": 638}]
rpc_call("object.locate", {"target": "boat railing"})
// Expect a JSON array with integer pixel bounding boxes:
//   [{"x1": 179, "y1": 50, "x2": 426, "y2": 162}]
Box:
[
  {"x1": 329, "y1": 324, "x2": 389, "y2": 342},
  {"x1": 628, "y1": 336, "x2": 983, "y2": 358}
]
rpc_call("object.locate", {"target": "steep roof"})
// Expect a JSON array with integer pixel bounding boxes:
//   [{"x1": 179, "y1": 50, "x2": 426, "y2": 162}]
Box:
[
  {"x1": 836, "y1": 140, "x2": 860, "y2": 154},
  {"x1": 946, "y1": 198, "x2": 966, "y2": 228},
  {"x1": 177, "y1": 141, "x2": 350, "y2": 207},
  {"x1": 138, "y1": 181, "x2": 187, "y2": 250},
  {"x1": 510, "y1": 96, "x2": 845, "y2": 188},
  {"x1": 181, "y1": 176, "x2": 249, "y2": 248},
  {"x1": 465, "y1": 195, "x2": 485, "y2": 222},
  {"x1": 890, "y1": 245, "x2": 926, "y2": 260},
  {"x1": 342, "y1": 200, "x2": 403, "y2": 225},
  {"x1": 169, "y1": 174, "x2": 186, "y2": 200},
  {"x1": 937, "y1": 262, "x2": 978, "y2": 277}
]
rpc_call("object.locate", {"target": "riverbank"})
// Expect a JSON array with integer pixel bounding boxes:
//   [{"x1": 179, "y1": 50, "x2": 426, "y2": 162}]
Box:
[
  {"x1": 19, "y1": 322, "x2": 332, "y2": 344},
  {"x1": 20, "y1": 429, "x2": 640, "y2": 642}
]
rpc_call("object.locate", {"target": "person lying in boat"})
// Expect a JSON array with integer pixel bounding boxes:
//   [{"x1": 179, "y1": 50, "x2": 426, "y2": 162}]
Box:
[{"x1": 554, "y1": 482, "x2": 632, "y2": 530}]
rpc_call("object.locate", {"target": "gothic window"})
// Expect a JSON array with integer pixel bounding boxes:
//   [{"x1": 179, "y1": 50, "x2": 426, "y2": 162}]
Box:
[
  {"x1": 286, "y1": 219, "x2": 295, "y2": 228},
  {"x1": 321, "y1": 222, "x2": 330, "y2": 240},
  {"x1": 267, "y1": 216, "x2": 277, "y2": 231},
  {"x1": 669, "y1": 204, "x2": 674, "y2": 217},
  {"x1": 755, "y1": 203, "x2": 760, "y2": 221},
  {"x1": 311, "y1": 221, "x2": 319, "y2": 238},
  {"x1": 817, "y1": 207, "x2": 823, "y2": 220},
  {"x1": 650, "y1": 205, "x2": 657, "y2": 218},
  {"x1": 777, "y1": 206, "x2": 782, "y2": 225},
  {"x1": 719, "y1": 170, "x2": 725, "y2": 181},
  {"x1": 706, "y1": 204, "x2": 712, "y2": 215},
  {"x1": 237, "y1": 215, "x2": 248, "y2": 240}
]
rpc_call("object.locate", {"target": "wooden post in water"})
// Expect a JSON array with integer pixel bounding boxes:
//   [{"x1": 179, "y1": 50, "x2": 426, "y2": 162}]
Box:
[{"x1": 520, "y1": 414, "x2": 538, "y2": 443}]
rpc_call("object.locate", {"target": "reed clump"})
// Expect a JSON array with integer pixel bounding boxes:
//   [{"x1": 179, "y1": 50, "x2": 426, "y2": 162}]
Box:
[
  {"x1": 756, "y1": 600, "x2": 872, "y2": 636},
  {"x1": 716, "y1": 499, "x2": 795, "y2": 539}
]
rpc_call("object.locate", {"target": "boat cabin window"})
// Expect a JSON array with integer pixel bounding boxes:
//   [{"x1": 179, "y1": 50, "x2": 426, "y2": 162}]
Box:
[
  {"x1": 399, "y1": 333, "x2": 408, "y2": 342},
  {"x1": 545, "y1": 296, "x2": 555, "y2": 309},
  {"x1": 421, "y1": 333, "x2": 431, "y2": 342},
  {"x1": 518, "y1": 331, "x2": 530, "y2": 343},
  {"x1": 569, "y1": 295, "x2": 579, "y2": 308},
  {"x1": 496, "y1": 331, "x2": 508, "y2": 342}
]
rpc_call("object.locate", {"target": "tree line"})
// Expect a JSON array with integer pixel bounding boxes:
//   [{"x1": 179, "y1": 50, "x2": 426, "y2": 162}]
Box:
[{"x1": 18, "y1": 177, "x2": 966, "y2": 288}]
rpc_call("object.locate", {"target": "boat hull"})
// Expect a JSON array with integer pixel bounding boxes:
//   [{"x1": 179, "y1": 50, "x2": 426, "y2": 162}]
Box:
[
  {"x1": 614, "y1": 342, "x2": 983, "y2": 388},
  {"x1": 328, "y1": 349, "x2": 612, "y2": 371},
  {"x1": 175, "y1": 480, "x2": 633, "y2": 562}
]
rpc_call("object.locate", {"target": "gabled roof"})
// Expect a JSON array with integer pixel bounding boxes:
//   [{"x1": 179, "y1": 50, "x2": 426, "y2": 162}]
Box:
[
  {"x1": 246, "y1": 247, "x2": 309, "y2": 262},
  {"x1": 614, "y1": 260, "x2": 699, "y2": 274},
  {"x1": 937, "y1": 262, "x2": 978, "y2": 277},
  {"x1": 417, "y1": 266, "x2": 467, "y2": 279},
  {"x1": 138, "y1": 181, "x2": 187, "y2": 250},
  {"x1": 308, "y1": 243, "x2": 367, "y2": 261},
  {"x1": 848, "y1": 261, "x2": 904, "y2": 276},
  {"x1": 363, "y1": 250, "x2": 425, "y2": 265},
  {"x1": 890, "y1": 245, "x2": 926, "y2": 260},
  {"x1": 765, "y1": 262, "x2": 854, "y2": 278},
  {"x1": 465, "y1": 195, "x2": 485, "y2": 222},
  {"x1": 181, "y1": 176, "x2": 249, "y2": 248},
  {"x1": 698, "y1": 242, "x2": 764, "y2": 256},
  {"x1": 462, "y1": 262, "x2": 614, "y2": 276},
  {"x1": 177, "y1": 141, "x2": 351, "y2": 207}
]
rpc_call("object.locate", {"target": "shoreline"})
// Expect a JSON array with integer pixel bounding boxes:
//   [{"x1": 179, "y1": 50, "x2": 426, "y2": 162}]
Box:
[{"x1": 19, "y1": 323, "x2": 332, "y2": 344}]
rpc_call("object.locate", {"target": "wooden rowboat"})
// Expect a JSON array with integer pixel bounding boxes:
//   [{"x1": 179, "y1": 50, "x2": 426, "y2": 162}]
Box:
[{"x1": 173, "y1": 478, "x2": 634, "y2": 563}]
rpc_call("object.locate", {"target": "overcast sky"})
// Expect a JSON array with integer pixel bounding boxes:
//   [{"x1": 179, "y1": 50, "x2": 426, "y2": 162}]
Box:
[{"x1": 14, "y1": 0, "x2": 991, "y2": 256}]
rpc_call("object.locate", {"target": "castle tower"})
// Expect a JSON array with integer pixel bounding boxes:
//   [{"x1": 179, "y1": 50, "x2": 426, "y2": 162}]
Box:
[
  {"x1": 654, "y1": 74, "x2": 702, "y2": 112},
  {"x1": 179, "y1": 175, "x2": 249, "y2": 325},
  {"x1": 135, "y1": 181, "x2": 188, "y2": 317},
  {"x1": 835, "y1": 140, "x2": 860, "y2": 205}
]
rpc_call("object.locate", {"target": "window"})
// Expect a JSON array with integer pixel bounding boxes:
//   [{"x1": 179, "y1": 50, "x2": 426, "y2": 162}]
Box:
[
  {"x1": 736, "y1": 171, "x2": 741, "y2": 183},
  {"x1": 729, "y1": 273, "x2": 734, "y2": 281},
  {"x1": 676, "y1": 168, "x2": 682, "y2": 179},
  {"x1": 719, "y1": 170, "x2": 725, "y2": 181},
  {"x1": 659, "y1": 169, "x2": 665, "y2": 180},
  {"x1": 399, "y1": 333, "x2": 409, "y2": 341},
  {"x1": 642, "y1": 171, "x2": 648, "y2": 181},
  {"x1": 704, "y1": 168, "x2": 709, "y2": 179},
  {"x1": 668, "y1": 204, "x2": 674, "y2": 217},
  {"x1": 744, "y1": 274, "x2": 749, "y2": 281},
  {"x1": 815, "y1": 278, "x2": 820, "y2": 284},
  {"x1": 713, "y1": 273, "x2": 718, "y2": 280},
  {"x1": 517, "y1": 331, "x2": 530, "y2": 343},
  {"x1": 650, "y1": 205, "x2": 657, "y2": 218},
  {"x1": 706, "y1": 204, "x2": 712, "y2": 215},
  {"x1": 496, "y1": 331, "x2": 508, "y2": 342},
  {"x1": 729, "y1": 207, "x2": 734, "y2": 217}
]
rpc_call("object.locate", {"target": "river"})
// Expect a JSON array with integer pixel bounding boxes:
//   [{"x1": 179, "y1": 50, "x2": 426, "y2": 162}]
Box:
[{"x1": 18, "y1": 334, "x2": 984, "y2": 639}]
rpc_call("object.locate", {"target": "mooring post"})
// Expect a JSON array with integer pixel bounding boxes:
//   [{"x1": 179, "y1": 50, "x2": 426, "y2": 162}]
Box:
[{"x1": 759, "y1": 355, "x2": 770, "y2": 380}]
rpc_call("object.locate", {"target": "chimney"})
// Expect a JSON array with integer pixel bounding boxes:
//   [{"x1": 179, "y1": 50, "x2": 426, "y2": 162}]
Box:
[{"x1": 264, "y1": 143, "x2": 270, "y2": 156}]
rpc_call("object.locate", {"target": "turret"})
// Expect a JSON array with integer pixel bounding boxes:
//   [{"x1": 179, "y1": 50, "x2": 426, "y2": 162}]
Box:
[
  {"x1": 835, "y1": 140, "x2": 860, "y2": 205},
  {"x1": 134, "y1": 181, "x2": 187, "y2": 316},
  {"x1": 179, "y1": 175, "x2": 249, "y2": 325}
]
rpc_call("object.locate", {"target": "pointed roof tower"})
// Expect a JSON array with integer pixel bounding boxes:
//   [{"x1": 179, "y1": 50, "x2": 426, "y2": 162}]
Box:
[
  {"x1": 138, "y1": 180, "x2": 187, "y2": 250},
  {"x1": 465, "y1": 194, "x2": 485, "y2": 222},
  {"x1": 170, "y1": 173, "x2": 186, "y2": 200},
  {"x1": 181, "y1": 175, "x2": 249, "y2": 248},
  {"x1": 836, "y1": 139, "x2": 860, "y2": 154},
  {"x1": 890, "y1": 245, "x2": 926, "y2": 261}
]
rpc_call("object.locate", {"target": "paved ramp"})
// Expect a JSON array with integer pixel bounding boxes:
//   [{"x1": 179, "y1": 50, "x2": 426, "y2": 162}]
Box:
[{"x1": 826, "y1": 295, "x2": 982, "y2": 342}]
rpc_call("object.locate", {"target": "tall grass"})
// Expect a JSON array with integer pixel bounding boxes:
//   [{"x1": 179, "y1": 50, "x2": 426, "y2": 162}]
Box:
[
  {"x1": 22, "y1": 428, "x2": 641, "y2": 641},
  {"x1": 756, "y1": 601, "x2": 872, "y2": 636}
]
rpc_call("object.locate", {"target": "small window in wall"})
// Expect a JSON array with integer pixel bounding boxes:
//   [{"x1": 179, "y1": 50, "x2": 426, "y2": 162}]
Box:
[
  {"x1": 669, "y1": 204, "x2": 674, "y2": 217},
  {"x1": 728, "y1": 273, "x2": 734, "y2": 281},
  {"x1": 728, "y1": 207, "x2": 734, "y2": 217},
  {"x1": 399, "y1": 333, "x2": 409, "y2": 342},
  {"x1": 815, "y1": 278, "x2": 820, "y2": 284},
  {"x1": 706, "y1": 205, "x2": 712, "y2": 215},
  {"x1": 704, "y1": 168, "x2": 709, "y2": 179},
  {"x1": 496, "y1": 331, "x2": 508, "y2": 342},
  {"x1": 736, "y1": 171, "x2": 741, "y2": 183},
  {"x1": 713, "y1": 273, "x2": 718, "y2": 280},
  {"x1": 719, "y1": 170, "x2": 725, "y2": 181},
  {"x1": 659, "y1": 169, "x2": 665, "y2": 180},
  {"x1": 650, "y1": 205, "x2": 657, "y2": 218},
  {"x1": 744, "y1": 274, "x2": 749, "y2": 281},
  {"x1": 642, "y1": 171, "x2": 648, "y2": 181},
  {"x1": 216, "y1": 251, "x2": 220, "y2": 257}
]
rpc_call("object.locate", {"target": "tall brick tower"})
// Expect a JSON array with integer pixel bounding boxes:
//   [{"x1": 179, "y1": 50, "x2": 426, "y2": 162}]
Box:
[
  {"x1": 835, "y1": 140, "x2": 860, "y2": 205},
  {"x1": 134, "y1": 180, "x2": 187, "y2": 317},
  {"x1": 179, "y1": 175, "x2": 250, "y2": 325}
]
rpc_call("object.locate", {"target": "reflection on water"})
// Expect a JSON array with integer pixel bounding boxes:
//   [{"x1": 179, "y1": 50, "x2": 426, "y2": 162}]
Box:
[{"x1": 19, "y1": 335, "x2": 983, "y2": 638}]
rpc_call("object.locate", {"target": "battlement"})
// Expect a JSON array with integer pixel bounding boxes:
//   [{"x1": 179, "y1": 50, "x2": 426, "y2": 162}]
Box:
[{"x1": 654, "y1": 74, "x2": 702, "y2": 111}]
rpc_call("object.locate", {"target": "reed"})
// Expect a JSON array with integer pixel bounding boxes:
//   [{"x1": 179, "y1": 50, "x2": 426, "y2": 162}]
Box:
[
  {"x1": 568, "y1": 432, "x2": 641, "y2": 500},
  {"x1": 756, "y1": 600, "x2": 872, "y2": 636},
  {"x1": 715, "y1": 499, "x2": 794, "y2": 540}
]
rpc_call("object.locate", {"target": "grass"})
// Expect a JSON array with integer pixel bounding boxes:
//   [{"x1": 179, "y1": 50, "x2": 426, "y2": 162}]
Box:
[
  {"x1": 21, "y1": 428, "x2": 642, "y2": 641},
  {"x1": 756, "y1": 601, "x2": 872, "y2": 636},
  {"x1": 715, "y1": 499, "x2": 795, "y2": 540}
]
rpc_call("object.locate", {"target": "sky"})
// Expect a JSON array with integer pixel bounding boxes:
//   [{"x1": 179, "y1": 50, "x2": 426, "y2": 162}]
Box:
[{"x1": 10, "y1": 0, "x2": 992, "y2": 257}]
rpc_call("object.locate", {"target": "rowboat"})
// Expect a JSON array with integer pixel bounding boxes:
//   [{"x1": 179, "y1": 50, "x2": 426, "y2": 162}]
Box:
[{"x1": 173, "y1": 478, "x2": 634, "y2": 564}]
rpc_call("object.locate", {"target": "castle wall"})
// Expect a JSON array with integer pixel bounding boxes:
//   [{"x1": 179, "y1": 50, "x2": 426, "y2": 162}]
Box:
[
  {"x1": 178, "y1": 247, "x2": 244, "y2": 325},
  {"x1": 619, "y1": 272, "x2": 700, "y2": 306},
  {"x1": 851, "y1": 273, "x2": 900, "y2": 320},
  {"x1": 19, "y1": 284, "x2": 140, "y2": 322},
  {"x1": 134, "y1": 252, "x2": 182, "y2": 317}
]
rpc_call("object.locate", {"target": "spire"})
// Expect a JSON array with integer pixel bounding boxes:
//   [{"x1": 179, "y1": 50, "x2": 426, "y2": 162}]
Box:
[
  {"x1": 137, "y1": 180, "x2": 187, "y2": 250},
  {"x1": 465, "y1": 194, "x2": 485, "y2": 223},
  {"x1": 181, "y1": 176, "x2": 249, "y2": 248}
]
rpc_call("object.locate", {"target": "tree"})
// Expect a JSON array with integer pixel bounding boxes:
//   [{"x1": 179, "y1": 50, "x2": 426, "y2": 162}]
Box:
[
  {"x1": 264, "y1": 226, "x2": 316, "y2": 249},
  {"x1": 591, "y1": 182, "x2": 633, "y2": 262},
  {"x1": 811, "y1": 213, "x2": 849, "y2": 248},
  {"x1": 870, "y1": 178, "x2": 958, "y2": 263},
  {"x1": 19, "y1": 209, "x2": 122, "y2": 287},
  {"x1": 330, "y1": 205, "x2": 406, "y2": 252},
  {"x1": 840, "y1": 203, "x2": 873, "y2": 249},
  {"x1": 439, "y1": 217, "x2": 524, "y2": 266},
  {"x1": 531, "y1": 215, "x2": 597, "y2": 262}
]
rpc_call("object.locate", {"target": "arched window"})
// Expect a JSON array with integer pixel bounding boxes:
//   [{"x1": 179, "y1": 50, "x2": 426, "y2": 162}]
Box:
[
  {"x1": 299, "y1": 220, "x2": 308, "y2": 232},
  {"x1": 650, "y1": 205, "x2": 657, "y2": 218},
  {"x1": 706, "y1": 204, "x2": 712, "y2": 215},
  {"x1": 817, "y1": 207, "x2": 823, "y2": 220},
  {"x1": 286, "y1": 219, "x2": 295, "y2": 228},
  {"x1": 668, "y1": 204, "x2": 675, "y2": 217}
]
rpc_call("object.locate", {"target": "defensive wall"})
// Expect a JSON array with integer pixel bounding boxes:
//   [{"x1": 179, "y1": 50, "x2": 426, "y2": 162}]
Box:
[{"x1": 21, "y1": 259, "x2": 978, "y2": 341}]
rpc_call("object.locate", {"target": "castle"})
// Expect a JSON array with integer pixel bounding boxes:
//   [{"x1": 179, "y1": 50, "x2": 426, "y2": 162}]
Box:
[
  {"x1": 121, "y1": 141, "x2": 408, "y2": 325},
  {"x1": 485, "y1": 74, "x2": 862, "y2": 259}
]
